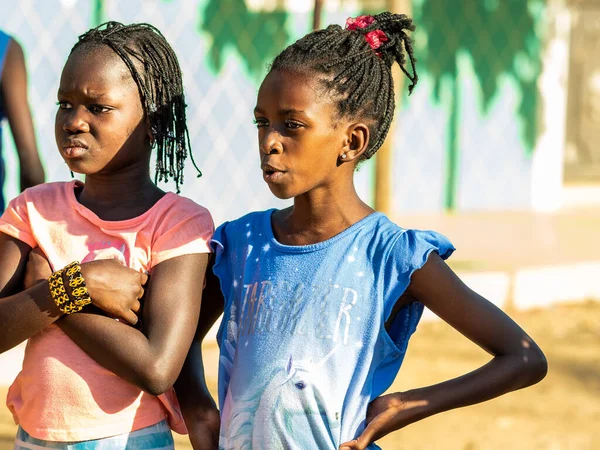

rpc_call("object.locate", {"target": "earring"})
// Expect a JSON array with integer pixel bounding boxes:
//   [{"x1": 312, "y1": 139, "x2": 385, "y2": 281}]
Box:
[
  {"x1": 149, "y1": 125, "x2": 158, "y2": 147},
  {"x1": 340, "y1": 154, "x2": 347, "y2": 160}
]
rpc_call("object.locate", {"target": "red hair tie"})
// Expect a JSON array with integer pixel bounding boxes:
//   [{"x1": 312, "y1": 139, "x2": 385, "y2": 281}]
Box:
[{"x1": 345, "y1": 15, "x2": 389, "y2": 56}]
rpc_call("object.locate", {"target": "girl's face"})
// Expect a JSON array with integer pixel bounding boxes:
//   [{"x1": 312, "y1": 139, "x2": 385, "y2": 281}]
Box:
[
  {"x1": 55, "y1": 44, "x2": 149, "y2": 176},
  {"x1": 254, "y1": 70, "x2": 351, "y2": 199}
]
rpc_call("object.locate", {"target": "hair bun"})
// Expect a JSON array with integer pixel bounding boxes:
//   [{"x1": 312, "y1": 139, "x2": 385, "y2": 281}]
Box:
[{"x1": 346, "y1": 12, "x2": 418, "y2": 94}]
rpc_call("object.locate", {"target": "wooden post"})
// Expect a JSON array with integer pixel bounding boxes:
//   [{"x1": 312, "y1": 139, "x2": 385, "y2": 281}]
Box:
[
  {"x1": 374, "y1": 0, "x2": 412, "y2": 215},
  {"x1": 313, "y1": 0, "x2": 324, "y2": 31}
]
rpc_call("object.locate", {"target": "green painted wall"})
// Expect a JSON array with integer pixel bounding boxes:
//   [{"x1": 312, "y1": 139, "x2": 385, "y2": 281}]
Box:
[{"x1": 413, "y1": 0, "x2": 545, "y2": 209}]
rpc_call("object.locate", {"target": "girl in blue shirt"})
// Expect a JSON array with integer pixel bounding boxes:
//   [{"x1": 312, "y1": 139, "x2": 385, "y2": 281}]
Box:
[{"x1": 177, "y1": 12, "x2": 547, "y2": 450}]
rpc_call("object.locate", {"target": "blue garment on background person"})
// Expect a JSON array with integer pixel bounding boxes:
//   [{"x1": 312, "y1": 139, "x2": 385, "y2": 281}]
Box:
[
  {"x1": 0, "y1": 29, "x2": 11, "y2": 212},
  {"x1": 212, "y1": 209, "x2": 455, "y2": 450}
]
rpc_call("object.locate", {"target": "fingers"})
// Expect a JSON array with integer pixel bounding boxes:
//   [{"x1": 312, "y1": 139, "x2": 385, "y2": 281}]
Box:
[
  {"x1": 339, "y1": 440, "x2": 363, "y2": 450},
  {"x1": 339, "y1": 418, "x2": 383, "y2": 450},
  {"x1": 122, "y1": 310, "x2": 139, "y2": 326},
  {"x1": 339, "y1": 434, "x2": 371, "y2": 450},
  {"x1": 140, "y1": 272, "x2": 149, "y2": 286},
  {"x1": 130, "y1": 299, "x2": 141, "y2": 314}
]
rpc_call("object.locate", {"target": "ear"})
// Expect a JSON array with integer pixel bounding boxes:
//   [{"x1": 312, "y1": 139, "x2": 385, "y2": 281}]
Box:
[{"x1": 338, "y1": 123, "x2": 369, "y2": 165}]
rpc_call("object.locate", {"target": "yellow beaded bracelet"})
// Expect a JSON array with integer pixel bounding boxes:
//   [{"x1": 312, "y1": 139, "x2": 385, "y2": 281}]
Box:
[
  {"x1": 48, "y1": 269, "x2": 70, "y2": 308},
  {"x1": 48, "y1": 261, "x2": 92, "y2": 314}
]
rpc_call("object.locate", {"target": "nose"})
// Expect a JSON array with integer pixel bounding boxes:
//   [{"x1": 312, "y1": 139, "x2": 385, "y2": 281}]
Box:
[
  {"x1": 61, "y1": 106, "x2": 90, "y2": 134},
  {"x1": 259, "y1": 128, "x2": 283, "y2": 155}
]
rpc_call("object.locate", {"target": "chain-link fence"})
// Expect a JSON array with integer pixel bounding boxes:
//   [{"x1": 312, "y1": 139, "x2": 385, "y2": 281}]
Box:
[{"x1": 0, "y1": 0, "x2": 546, "y2": 224}]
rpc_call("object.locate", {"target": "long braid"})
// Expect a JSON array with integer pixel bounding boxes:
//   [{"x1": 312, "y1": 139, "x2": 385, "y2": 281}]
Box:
[
  {"x1": 71, "y1": 22, "x2": 201, "y2": 192},
  {"x1": 270, "y1": 12, "x2": 418, "y2": 160}
]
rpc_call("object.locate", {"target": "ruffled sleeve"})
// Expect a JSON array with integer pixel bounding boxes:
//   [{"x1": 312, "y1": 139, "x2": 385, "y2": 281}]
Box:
[
  {"x1": 210, "y1": 221, "x2": 232, "y2": 305},
  {"x1": 382, "y1": 229, "x2": 455, "y2": 351}
]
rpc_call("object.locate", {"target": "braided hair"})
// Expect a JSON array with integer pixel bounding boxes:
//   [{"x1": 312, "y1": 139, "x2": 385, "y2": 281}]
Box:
[
  {"x1": 270, "y1": 12, "x2": 417, "y2": 160},
  {"x1": 70, "y1": 21, "x2": 200, "y2": 192}
]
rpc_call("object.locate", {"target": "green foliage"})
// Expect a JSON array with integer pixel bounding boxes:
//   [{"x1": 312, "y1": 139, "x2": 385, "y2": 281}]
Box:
[
  {"x1": 415, "y1": 0, "x2": 544, "y2": 152},
  {"x1": 200, "y1": 0, "x2": 290, "y2": 79}
]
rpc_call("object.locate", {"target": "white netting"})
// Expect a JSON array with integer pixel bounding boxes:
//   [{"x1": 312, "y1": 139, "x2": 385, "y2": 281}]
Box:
[{"x1": 1, "y1": 0, "x2": 542, "y2": 220}]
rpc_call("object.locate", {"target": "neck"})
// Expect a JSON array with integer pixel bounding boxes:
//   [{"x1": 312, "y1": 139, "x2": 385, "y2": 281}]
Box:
[
  {"x1": 276, "y1": 179, "x2": 374, "y2": 245},
  {"x1": 77, "y1": 159, "x2": 163, "y2": 220}
]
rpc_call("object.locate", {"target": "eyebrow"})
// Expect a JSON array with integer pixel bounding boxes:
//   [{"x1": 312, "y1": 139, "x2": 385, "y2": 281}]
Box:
[
  {"x1": 253, "y1": 107, "x2": 307, "y2": 116},
  {"x1": 280, "y1": 108, "x2": 306, "y2": 116},
  {"x1": 57, "y1": 89, "x2": 112, "y2": 100}
]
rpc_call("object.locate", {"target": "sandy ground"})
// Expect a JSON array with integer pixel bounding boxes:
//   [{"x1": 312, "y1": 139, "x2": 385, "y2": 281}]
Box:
[{"x1": 1, "y1": 301, "x2": 599, "y2": 450}]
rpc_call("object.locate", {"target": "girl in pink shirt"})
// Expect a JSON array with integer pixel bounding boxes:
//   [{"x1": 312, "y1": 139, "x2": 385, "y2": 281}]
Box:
[{"x1": 0, "y1": 22, "x2": 213, "y2": 449}]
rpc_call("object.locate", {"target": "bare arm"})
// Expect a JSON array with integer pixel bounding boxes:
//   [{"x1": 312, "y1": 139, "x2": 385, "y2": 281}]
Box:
[
  {"x1": 1, "y1": 38, "x2": 45, "y2": 190},
  {"x1": 340, "y1": 253, "x2": 547, "y2": 450},
  {"x1": 175, "y1": 255, "x2": 224, "y2": 449},
  {"x1": 58, "y1": 253, "x2": 209, "y2": 396},
  {"x1": 0, "y1": 233, "x2": 63, "y2": 353},
  {"x1": 0, "y1": 233, "x2": 147, "y2": 354}
]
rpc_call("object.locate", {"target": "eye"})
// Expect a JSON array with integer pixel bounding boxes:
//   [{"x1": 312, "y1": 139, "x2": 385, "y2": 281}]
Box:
[
  {"x1": 88, "y1": 104, "x2": 111, "y2": 114},
  {"x1": 285, "y1": 120, "x2": 304, "y2": 130},
  {"x1": 56, "y1": 101, "x2": 72, "y2": 110},
  {"x1": 295, "y1": 381, "x2": 306, "y2": 390},
  {"x1": 253, "y1": 118, "x2": 268, "y2": 128}
]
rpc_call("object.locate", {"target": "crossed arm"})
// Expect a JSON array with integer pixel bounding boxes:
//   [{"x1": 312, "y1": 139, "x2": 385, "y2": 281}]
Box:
[
  {"x1": 59, "y1": 252, "x2": 209, "y2": 395},
  {"x1": 0, "y1": 235, "x2": 61, "y2": 353},
  {"x1": 0, "y1": 231, "x2": 209, "y2": 397}
]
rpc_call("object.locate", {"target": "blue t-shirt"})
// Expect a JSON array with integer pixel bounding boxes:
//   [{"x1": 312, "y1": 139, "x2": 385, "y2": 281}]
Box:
[
  {"x1": 213, "y1": 209, "x2": 454, "y2": 450},
  {"x1": 0, "y1": 29, "x2": 12, "y2": 211}
]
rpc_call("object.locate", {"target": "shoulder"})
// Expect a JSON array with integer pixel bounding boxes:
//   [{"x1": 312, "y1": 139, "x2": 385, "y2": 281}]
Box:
[
  {"x1": 147, "y1": 194, "x2": 214, "y2": 237},
  {"x1": 368, "y1": 213, "x2": 406, "y2": 240},
  {"x1": 0, "y1": 30, "x2": 11, "y2": 57},
  {"x1": 215, "y1": 209, "x2": 272, "y2": 235},
  {"x1": 1, "y1": 33, "x2": 23, "y2": 70},
  {"x1": 161, "y1": 193, "x2": 213, "y2": 223},
  {"x1": 13, "y1": 181, "x2": 72, "y2": 205},
  {"x1": 0, "y1": 181, "x2": 72, "y2": 248},
  {"x1": 212, "y1": 209, "x2": 272, "y2": 254},
  {"x1": 149, "y1": 195, "x2": 215, "y2": 263},
  {"x1": 348, "y1": 213, "x2": 408, "y2": 255}
]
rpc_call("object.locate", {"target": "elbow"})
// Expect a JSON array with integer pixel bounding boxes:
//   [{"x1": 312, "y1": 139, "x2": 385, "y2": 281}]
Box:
[
  {"x1": 139, "y1": 363, "x2": 179, "y2": 396},
  {"x1": 518, "y1": 346, "x2": 548, "y2": 387},
  {"x1": 142, "y1": 381, "x2": 172, "y2": 397},
  {"x1": 140, "y1": 377, "x2": 174, "y2": 397},
  {"x1": 529, "y1": 349, "x2": 548, "y2": 384}
]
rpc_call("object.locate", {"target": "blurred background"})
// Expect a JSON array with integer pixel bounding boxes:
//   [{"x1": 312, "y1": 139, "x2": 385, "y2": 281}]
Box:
[{"x1": 0, "y1": 0, "x2": 599, "y2": 449}]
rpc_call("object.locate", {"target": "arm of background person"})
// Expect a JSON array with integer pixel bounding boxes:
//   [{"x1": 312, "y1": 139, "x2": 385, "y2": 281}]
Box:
[
  {"x1": 175, "y1": 255, "x2": 224, "y2": 449},
  {"x1": 1, "y1": 38, "x2": 45, "y2": 190},
  {"x1": 58, "y1": 253, "x2": 209, "y2": 396}
]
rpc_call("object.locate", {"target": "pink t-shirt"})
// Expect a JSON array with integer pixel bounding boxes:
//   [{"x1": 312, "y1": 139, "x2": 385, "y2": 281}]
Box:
[{"x1": 0, "y1": 181, "x2": 214, "y2": 442}]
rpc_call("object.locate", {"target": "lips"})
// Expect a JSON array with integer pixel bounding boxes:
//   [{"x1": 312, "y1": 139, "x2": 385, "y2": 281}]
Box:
[
  {"x1": 62, "y1": 140, "x2": 89, "y2": 158},
  {"x1": 261, "y1": 163, "x2": 287, "y2": 183}
]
